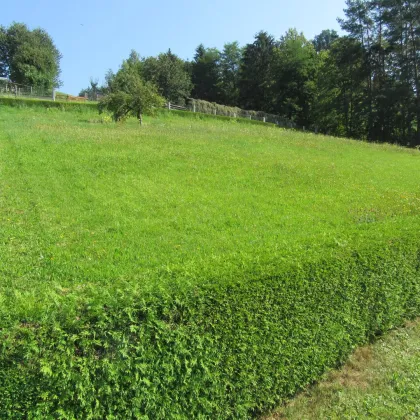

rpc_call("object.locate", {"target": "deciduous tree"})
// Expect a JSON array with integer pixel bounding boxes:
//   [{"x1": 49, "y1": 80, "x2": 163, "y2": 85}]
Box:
[{"x1": 0, "y1": 22, "x2": 61, "y2": 89}]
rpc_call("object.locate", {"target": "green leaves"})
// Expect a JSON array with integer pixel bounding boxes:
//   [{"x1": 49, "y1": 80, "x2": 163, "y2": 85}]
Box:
[
  {"x1": 98, "y1": 58, "x2": 164, "y2": 124},
  {"x1": 0, "y1": 23, "x2": 61, "y2": 89}
]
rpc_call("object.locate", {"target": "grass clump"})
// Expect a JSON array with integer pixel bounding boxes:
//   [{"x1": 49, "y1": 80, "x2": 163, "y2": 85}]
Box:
[{"x1": 0, "y1": 105, "x2": 419, "y2": 418}]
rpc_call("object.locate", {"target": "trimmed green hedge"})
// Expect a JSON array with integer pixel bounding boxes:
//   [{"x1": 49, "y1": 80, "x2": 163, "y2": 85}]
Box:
[
  {"x1": 1, "y1": 238, "x2": 419, "y2": 418},
  {"x1": 0, "y1": 96, "x2": 98, "y2": 112}
]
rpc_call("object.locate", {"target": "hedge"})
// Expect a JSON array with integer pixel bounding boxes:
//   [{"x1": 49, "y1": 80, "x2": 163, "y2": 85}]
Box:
[
  {"x1": 186, "y1": 98, "x2": 295, "y2": 127},
  {"x1": 0, "y1": 96, "x2": 98, "y2": 112},
  {"x1": 1, "y1": 237, "x2": 419, "y2": 419},
  {"x1": 160, "y1": 108, "x2": 278, "y2": 127}
]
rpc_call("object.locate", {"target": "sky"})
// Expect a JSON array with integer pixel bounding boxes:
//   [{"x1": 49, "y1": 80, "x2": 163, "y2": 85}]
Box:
[{"x1": 2, "y1": 0, "x2": 347, "y2": 95}]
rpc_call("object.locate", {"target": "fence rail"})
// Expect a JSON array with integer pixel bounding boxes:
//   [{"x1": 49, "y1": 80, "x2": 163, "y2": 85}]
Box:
[
  {"x1": 0, "y1": 80, "x2": 88, "y2": 102},
  {"x1": 0, "y1": 80, "x2": 54, "y2": 100}
]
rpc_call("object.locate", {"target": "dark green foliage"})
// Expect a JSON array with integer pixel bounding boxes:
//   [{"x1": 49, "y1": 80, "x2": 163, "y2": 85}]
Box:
[
  {"x1": 239, "y1": 31, "x2": 277, "y2": 112},
  {"x1": 143, "y1": 49, "x2": 192, "y2": 105},
  {"x1": 325, "y1": 0, "x2": 420, "y2": 146},
  {"x1": 191, "y1": 44, "x2": 221, "y2": 103},
  {"x1": 1, "y1": 239, "x2": 419, "y2": 418},
  {"x1": 313, "y1": 29, "x2": 340, "y2": 52},
  {"x1": 272, "y1": 29, "x2": 319, "y2": 127},
  {"x1": 0, "y1": 22, "x2": 61, "y2": 89},
  {"x1": 314, "y1": 37, "x2": 369, "y2": 138}
]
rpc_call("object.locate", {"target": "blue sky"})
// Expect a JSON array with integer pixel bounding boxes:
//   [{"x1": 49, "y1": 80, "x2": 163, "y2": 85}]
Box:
[{"x1": 2, "y1": 0, "x2": 347, "y2": 95}]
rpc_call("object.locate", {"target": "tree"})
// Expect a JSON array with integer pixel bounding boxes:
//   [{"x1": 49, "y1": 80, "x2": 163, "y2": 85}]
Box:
[
  {"x1": 218, "y1": 42, "x2": 243, "y2": 106},
  {"x1": 338, "y1": 0, "x2": 420, "y2": 145},
  {"x1": 272, "y1": 29, "x2": 319, "y2": 126},
  {"x1": 313, "y1": 37, "x2": 369, "y2": 138},
  {"x1": 381, "y1": 0, "x2": 420, "y2": 145},
  {"x1": 239, "y1": 31, "x2": 277, "y2": 112},
  {"x1": 142, "y1": 49, "x2": 192, "y2": 104},
  {"x1": 99, "y1": 54, "x2": 164, "y2": 125},
  {"x1": 0, "y1": 22, "x2": 61, "y2": 89},
  {"x1": 191, "y1": 44, "x2": 221, "y2": 102},
  {"x1": 313, "y1": 29, "x2": 340, "y2": 52}
]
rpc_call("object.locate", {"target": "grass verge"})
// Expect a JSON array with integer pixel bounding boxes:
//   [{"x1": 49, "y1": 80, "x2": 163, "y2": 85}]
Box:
[{"x1": 266, "y1": 319, "x2": 420, "y2": 419}]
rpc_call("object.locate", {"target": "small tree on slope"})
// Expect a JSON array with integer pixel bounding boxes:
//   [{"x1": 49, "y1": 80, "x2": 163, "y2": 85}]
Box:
[{"x1": 99, "y1": 54, "x2": 164, "y2": 125}]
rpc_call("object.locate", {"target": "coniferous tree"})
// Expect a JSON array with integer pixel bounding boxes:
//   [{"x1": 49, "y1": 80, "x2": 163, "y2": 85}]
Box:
[
  {"x1": 239, "y1": 31, "x2": 277, "y2": 112},
  {"x1": 191, "y1": 44, "x2": 221, "y2": 102}
]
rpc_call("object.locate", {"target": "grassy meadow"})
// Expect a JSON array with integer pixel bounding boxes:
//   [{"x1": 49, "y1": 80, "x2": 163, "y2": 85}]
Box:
[
  {"x1": 1, "y1": 104, "x2": 420, "y2": 418},
  {"x1": 1, "y1": 106, "x2": 419, "y2": 301}
]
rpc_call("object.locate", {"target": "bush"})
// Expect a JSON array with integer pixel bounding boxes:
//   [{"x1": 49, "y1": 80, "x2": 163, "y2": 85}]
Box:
[{"x1": 1, "y1": 238, "x2": 419, "y2": 418}]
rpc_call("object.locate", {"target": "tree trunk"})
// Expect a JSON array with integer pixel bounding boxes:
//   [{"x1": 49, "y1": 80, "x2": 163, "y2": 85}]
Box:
[{"x1": 137, "y1": 111, "x2": 143, "y2": 126}]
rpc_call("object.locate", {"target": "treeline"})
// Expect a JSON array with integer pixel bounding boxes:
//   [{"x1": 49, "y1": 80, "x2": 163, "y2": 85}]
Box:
[{"x1": 82, "y1": 1, "x2": 419, "y2": 145}]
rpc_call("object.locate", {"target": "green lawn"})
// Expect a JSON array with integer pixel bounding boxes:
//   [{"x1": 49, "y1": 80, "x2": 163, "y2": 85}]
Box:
[
  {"x1": 267, "y1": 319, "x2": 420, "y2": 419},
  {"x1": 1, "y1": 107, "x2": 419, "y2": 306},
  {"x1": 1, "y1": 105, "x2": 419, "y2": 418}
]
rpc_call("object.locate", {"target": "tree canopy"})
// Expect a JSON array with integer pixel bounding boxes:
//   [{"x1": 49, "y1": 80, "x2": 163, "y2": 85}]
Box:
[{"x1": 0, "y1": 22, "x2": 61, "y2": 89}]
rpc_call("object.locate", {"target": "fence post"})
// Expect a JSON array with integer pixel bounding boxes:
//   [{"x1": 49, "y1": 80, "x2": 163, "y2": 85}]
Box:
[
  {"x1": 303, "y1": 126, "x2": 306, "y2": 131},
  {"x1": 214, "y1": 109, "x2": 216, "y2": 115},
  {"x1": 15, "y1": 85, "x2": 17, "y2": 97},
  {"x1": 234, "y1": 113, "x2": 236, "y2": 118},
  {"x1": 168, "y1": 102, "x2": 171, "y2": 110},
  {"x1": 193, "y1": 103, "x2": 196, "y2": 113},
  {"x1": 52, "y1": 88, "x2": 56, "y2": 101},
  {"x1": 249, "y1": 115, "x2": 252, "y2": 120},
  {"x1": 263, "y1": 117, "x2": 266, "y2": 123}
]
